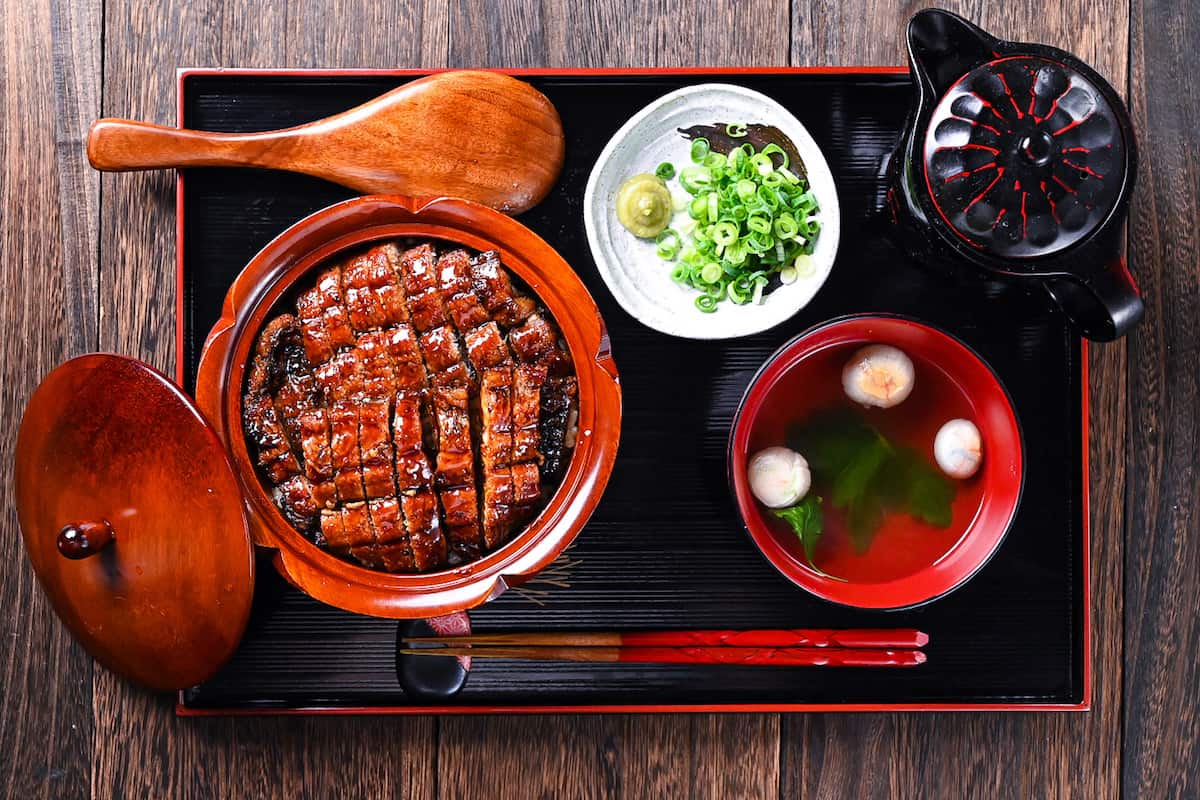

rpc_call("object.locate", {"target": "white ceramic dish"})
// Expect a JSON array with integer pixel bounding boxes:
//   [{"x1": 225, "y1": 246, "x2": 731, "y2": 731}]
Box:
[{"x1": 583, "y1": 83, "x2": 841, "y2": 340}]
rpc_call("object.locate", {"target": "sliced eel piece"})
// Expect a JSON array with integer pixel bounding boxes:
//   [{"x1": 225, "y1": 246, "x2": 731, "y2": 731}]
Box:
[
  {"x1": 401, "y1": 490, "x2": 446, "y2": 571},
  {"x1": 358, "y1": 397, "x2": 396, "y2": 499},
  {"x1": 437, "y1": 248, "x2": 490, "y2": 331},
  {"x1": 314, "y1": 346, "x2": 367, "y2": 402},
  {"x1": 243, "y1": 389, "x2": 299, "y2": 485},
  {"x1": 356, "y1": 329, "x2": 398, "y2": 399},
  {"x1": 392, "y1": 392, "x2": 434, "y2": 493},
  {"x1": 372, "y1": 243, "x2": 410, "y2": 326},
  {"x1": 431, "y1": 383, "x2": 484, "y2": 558},
  {"x1": 432, "y1": 383, "x2": 475, "y2": 488},
  {"x1": 511, "y1": 364, "x2": 547, "y2": 465},
  {"x1": 296, "y1": 287, "x2": 334, "y2": 365},
  {"x1": 320, "y1": 509, "x2": 351, "y2": 556},
  {"x1": 481, "y1": 469, "x2": 515, "y2": 549},
  {"x1": 329, "y1": 400, "x2": 365, "y2": 503},
  {"x1": 396, "y1": 244, "x2": 447, "y2": 333},
  {"x1": 420, "y1": 326, "x2": 471, "y2": 387},
  {"x1": 382, "y1": 324, "x2": 426, "y2": 392},
  {"x1": 508, "y1": 312, "x2": 577, "y2": 481},
  {"x1": 244, "y1": 316, "x2": 303, "y2": 485},
  {"x1": 299, "y1": 407, "x2": 337, "y2": 510},
  {"x1": 469, "y1": 250, "x2": 537, "y2": 328},
  {"x1": 268, "y1": 317, "x2": 322, "y2": 453},
  {"x1": 539, "y1": 375, "x2": 578, "y2": 479},
  {"x1": 439, "y1": 486, "x2": 482, "y2": 563},
  {"x1": 478, "y1": 366, "x2": 518, "y2": 548},
  {"x1": 479, "y1": 367, "x2": 514, "y2": 470},
  {"x1": 370, "y1": 497, "x2": 416, "y2": 573},
  {"x1": 298, "y1": 265, "x2": 354, "y2": 364},
  {"x1": 341, "y1": 247, "x2": 391, "y2": 332},
  {"x1": 340, "y1": 502, "x2": 382, "y2": 569},
  {"x1": 510, "y1": 461, "x2": 542, "y2": 513},
  {"x1": 463, "y1": 322, "x2": 510, "y2": 371},
  {"x1": 507, "y1": 313, "x2": 560, "y2": 366},
  {"x1": 317, "y1": 266, "x2": 356, "y2": 352},
  {"x1": 273, "y1": 474, "x2": 320, "y2": 531}
]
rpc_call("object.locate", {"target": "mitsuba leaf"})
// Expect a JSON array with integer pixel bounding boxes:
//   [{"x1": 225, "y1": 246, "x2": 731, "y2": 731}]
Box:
[
  {"x1": 773, "y1": 496, "x2": 823, "y2": 566},
  {"x1": 773, "y1": 496, "x2": 846, "y2": 581},
  {"x1": 788, "y1": 409, "x2": 957, "y2": 556}
]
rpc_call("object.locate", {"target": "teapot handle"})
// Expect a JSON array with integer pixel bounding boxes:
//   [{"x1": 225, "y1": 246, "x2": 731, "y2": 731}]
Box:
[{"x1": 1043, "y1": 257, "x2": 1144, "y2": 341}]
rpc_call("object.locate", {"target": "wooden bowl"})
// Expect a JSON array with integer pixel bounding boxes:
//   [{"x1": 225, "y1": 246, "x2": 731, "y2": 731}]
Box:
[
  {"x1": 196, "y1": 195, "x2": 621, "y2": 618},
  {"x1": 728, "y1": 314, "x2": 1023, "y2": 610}
]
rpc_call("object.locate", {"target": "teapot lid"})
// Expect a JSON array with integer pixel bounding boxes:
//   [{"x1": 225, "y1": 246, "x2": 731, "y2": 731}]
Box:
[
  {"x1": 14, "y1": 354, "x2": 255, "y2": 690},
  {"x1": 923, "y1": 54, "x2": 1128, "y2": 259}
]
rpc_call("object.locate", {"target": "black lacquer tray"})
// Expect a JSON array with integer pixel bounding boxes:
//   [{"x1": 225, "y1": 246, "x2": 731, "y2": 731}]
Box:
[{"x1": 176, "y1": 69, "x2": 1088, "y2": 713}]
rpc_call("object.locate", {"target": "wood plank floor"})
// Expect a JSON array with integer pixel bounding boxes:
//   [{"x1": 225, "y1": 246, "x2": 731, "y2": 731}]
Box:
[{"x1": 1, "y1": 0, "x2": 1195, "y2": 797}]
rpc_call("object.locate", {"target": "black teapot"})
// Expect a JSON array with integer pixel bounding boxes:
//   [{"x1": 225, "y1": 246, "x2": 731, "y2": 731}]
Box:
[{"x1": 886, "y1": 8, "x2": 1142, "y2": 341}]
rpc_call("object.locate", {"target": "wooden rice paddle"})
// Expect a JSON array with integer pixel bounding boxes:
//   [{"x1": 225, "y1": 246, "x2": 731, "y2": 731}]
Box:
[{"x1": 86, "y1": 71, "x2": 565, "y2": 214}]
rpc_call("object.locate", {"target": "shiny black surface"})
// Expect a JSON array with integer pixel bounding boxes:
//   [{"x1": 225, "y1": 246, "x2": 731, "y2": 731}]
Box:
[
  {"x1": 180, "y1": 72, "x2": 1085, "y2": 710},
  {"x1": 891, "y1": 9, "x2": 1141, "y2": 341}
]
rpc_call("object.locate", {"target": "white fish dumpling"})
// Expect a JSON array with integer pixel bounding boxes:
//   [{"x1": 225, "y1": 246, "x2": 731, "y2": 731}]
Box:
[
  {"x1": 934, "y1": 418, "x2": 983, "y2": 479},
  {"x1": 747, "y1": 446, "x2": 811, "y2": 508},
  {"x1": 842, "y1": 344, "x2": 915, "y2": 408}
]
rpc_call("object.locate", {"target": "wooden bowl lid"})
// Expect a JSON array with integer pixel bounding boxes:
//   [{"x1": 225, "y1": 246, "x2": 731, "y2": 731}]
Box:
[{"x1": 14, "y1": 354, "x2": 254, "y2": 690}]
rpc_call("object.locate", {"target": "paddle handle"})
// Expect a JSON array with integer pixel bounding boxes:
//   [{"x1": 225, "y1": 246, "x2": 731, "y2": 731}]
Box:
[{"x1": 87, "y1": 119, "x2": 292, "y2": 171}]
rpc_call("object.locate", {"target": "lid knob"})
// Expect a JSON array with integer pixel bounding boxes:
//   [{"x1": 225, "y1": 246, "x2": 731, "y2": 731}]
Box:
[
  {"x1": 56, "y1": 519, "x2": 115, "y2": 559},
  {"x1": 1019, "y1": 131, "x2": 1055, "y2": 167}
]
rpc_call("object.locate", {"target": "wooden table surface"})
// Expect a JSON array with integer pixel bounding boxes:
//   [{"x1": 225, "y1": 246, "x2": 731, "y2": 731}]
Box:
[{"x1": 2, "y1": 0, "x2": 1196, "y2": 797}]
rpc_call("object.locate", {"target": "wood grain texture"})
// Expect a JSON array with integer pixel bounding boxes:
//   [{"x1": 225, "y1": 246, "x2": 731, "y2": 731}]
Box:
[
  {"x1": 439, "y1": 714, "x2": 778, "y2": 799},
  {"x1": 91, "y1": 1, "x2": 444, "y2": 797},
  {"x1": 1125, "y1": 0, "x2": 1200, "y2": 795},
  {"x1": 783, "y1": 2, "x2": 1128, "y2": 798},
  {"x1": 0, "y1": 0, "x2": 99, "y2": 797},
  {"x1": 449, "y1": 0, "x2": 790, "y2": 67},
  {"x1": 8, "y1": 0, "x2": 1200, "y2": 796}
]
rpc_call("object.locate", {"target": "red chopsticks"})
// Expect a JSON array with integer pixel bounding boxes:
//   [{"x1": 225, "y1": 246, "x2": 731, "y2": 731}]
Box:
[{"x1": 399, "y1": 629, "x2": 929, "y2": 668}]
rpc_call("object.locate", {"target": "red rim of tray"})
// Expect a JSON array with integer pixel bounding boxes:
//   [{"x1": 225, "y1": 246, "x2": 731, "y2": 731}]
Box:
[
  {"x1": 728, "y1": 313, "x2": 1025, "y2": 611},
  {"x1": 176, "y1": 67, "x2": 1088, "y2": 714}
]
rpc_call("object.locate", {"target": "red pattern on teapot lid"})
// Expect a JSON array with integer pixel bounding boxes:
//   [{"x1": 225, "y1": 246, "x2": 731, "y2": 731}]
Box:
[{"x1": 923, "y1": 55, "x2": 1125, "y2": 259}]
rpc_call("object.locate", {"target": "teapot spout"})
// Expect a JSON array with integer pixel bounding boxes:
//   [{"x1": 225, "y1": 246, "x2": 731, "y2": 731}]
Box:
[{"x1": 907, "y1": 9, "x2": 1000, "y2": 97}]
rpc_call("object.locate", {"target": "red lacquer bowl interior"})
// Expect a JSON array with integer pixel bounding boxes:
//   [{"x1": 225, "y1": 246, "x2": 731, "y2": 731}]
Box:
[
  {"x1": 729, "y1": 315, "x2": 1023, "y2": 610},
  {"x1": 196, "y1": 195, "x2": 621, "y2": 619}
]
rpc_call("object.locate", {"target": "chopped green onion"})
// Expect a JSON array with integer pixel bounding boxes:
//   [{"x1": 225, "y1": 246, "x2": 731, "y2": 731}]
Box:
[
  {"x1": 710, "y1": 222, "x2": 738, "y2": 247},
  {"x1": 760, "y1": 143, "x2": 789, "y2": 169},
  {"x1": 656, "y1": 228, "x2": 681, "y2": 260},
  {"x1": 750, "y1": 153, "x2": 774, "y2": 176},
  {"x1": 645, "y1": 139, "x2": 820, "y2": 311},
  {"x1": 726, "y1": 122, "x2": 748, "y2": 138},
  {"x1": 793, "y1": 253, "x2": 816, "y2": 277},
  {"x1": 774, "y1": 214, "x2": 799, "y2": 239},
  {"x1": 679, "y1": 165, "x2": 712, "y2": 193}
]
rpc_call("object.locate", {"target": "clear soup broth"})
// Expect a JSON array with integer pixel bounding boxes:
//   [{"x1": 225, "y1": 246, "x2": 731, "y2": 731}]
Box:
[{"x1": 747, "y1": 342, "x2": 986, "y2": 584}]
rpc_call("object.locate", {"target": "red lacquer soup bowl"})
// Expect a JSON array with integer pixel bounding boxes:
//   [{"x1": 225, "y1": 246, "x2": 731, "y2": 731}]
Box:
[
  {"x1": 728, "y1": 314, "x2": 1023, "y2": 610},
  {"x1": 196, "y1": 195, "x2": 621, "y2": 619}
]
